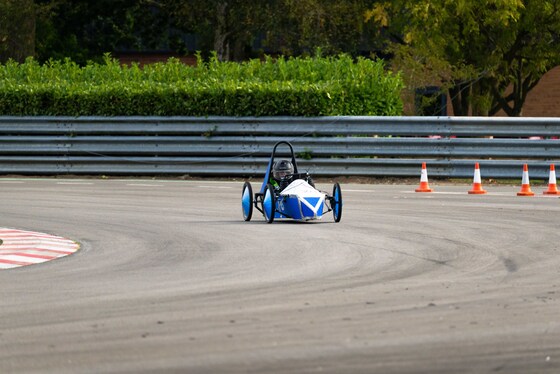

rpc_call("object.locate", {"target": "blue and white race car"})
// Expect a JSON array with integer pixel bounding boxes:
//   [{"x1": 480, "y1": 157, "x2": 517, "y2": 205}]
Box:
[{"x1": 241, "y1": 141, "x2": 342, "y2": 223}]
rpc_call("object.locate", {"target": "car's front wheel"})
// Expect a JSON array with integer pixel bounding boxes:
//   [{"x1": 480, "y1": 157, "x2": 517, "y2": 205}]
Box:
[{"x1": 263, "y1": 184, "x2": 276, "y2": 223}]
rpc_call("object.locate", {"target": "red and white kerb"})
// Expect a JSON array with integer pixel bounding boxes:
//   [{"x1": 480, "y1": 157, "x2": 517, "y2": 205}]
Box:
[{"x1": 0, "y1": 228, "x2": 80, "y2": 269}]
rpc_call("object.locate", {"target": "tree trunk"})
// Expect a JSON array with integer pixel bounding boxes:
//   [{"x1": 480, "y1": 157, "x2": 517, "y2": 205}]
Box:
[
  {"x1": 471, "y1": 80, "x2": 492, "y2": 116},
  {"x1": 214, "y1": 2, "x2": 230, "y2": 61},
  {"x1": 449, "y1": 81, "x2": 470, "y2": 116},
  {"x1": 492, "y1": 60, "x2": 543, "y2": 117}
]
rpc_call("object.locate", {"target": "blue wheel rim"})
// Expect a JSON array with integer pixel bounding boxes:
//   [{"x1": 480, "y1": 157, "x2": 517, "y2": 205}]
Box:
[
  {"x1": 264, "y1": 188, "x2": 273, "y2": 220},
  {"x1": 242, "y1": 186, "x2": 251, "y2": 219},
  {"x1": 333, "y1": 184, "x2": 342, "y2": 222},
  {"x1": 334, "y1": 189, "x2": 340, "y2": 216}
]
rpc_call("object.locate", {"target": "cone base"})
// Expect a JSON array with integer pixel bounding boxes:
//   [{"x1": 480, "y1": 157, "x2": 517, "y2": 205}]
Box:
[
  {"x1": 468, "y1": 189, "x2": 487, "y2": 194},
  {"x1": 517, "y1": 191, "x2": 535, "y2": 196},
  {"x1": 543, "y1": 183, "x2": 560, "y2": 195},
  {"x1": 415, "y1": 181, "x2": 433, "y2": 192},
  {"x1": 415, "y1": 188, "x2": 433, "y2": 192}
]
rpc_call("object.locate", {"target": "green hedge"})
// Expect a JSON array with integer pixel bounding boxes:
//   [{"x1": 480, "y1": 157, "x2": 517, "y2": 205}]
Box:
[{"x1": 0, "y1": 54, "x2": 404, "y2": 116}]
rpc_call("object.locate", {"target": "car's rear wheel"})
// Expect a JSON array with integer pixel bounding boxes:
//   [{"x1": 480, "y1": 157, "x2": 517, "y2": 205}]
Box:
[
  {"x1": 263, "y1": 184, "x2": 276, "y2": 223},
  {"x1": 241, "y1": 182, "x2": 253, "y2": 221},
  {"x1": 332, "y1": 182, "x2": 342, "y2": 223}
]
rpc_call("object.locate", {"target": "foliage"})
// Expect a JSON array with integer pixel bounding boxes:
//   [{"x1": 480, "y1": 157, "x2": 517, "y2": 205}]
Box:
[
  {"x1": 368, "y1": 0, "x2": 560, "y2": 116},
  {"x1": 0, "y1": 55, "x2": 403, "y2": 116}
]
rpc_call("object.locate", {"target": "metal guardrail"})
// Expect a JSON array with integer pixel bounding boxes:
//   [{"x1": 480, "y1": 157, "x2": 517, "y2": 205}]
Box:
[{"x1": 0, "y1": 116, "x2": 559, "y2": 179}]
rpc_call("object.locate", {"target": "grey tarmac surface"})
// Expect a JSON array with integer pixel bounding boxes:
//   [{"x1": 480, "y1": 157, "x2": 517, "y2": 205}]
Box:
[{"x1": 0, "y1": 178, "x2": 559, "y2": 373}]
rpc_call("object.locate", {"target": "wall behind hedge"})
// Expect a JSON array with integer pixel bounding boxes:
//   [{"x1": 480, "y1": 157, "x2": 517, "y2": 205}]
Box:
[{"x1": 0, "y1": 54, "x2": 404, "y2": 116}]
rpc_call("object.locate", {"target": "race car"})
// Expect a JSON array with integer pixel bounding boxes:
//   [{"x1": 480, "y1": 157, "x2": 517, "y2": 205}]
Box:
[{"x1": 241, "y1": 141, "x2": 342, "y2": 223}]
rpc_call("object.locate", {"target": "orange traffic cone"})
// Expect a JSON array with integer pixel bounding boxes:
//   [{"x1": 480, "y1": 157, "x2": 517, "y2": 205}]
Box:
[
  {"x1": 517, "y1": 164, "x2": 535, "y2": 196},
  {"x1": 415, "y1": 162, "x2": 433, "y2": 192},
  {"x1": 468, "y1": 163, "x2": 487, "y2": 194},
  {"x1": 543, "y1": 164, "x2": 560, "y2": 195}
]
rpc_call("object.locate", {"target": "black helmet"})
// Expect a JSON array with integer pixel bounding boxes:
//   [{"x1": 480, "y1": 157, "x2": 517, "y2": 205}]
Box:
[{"x1": 272, "y1": 159, "x2": 294, "y2": 180}]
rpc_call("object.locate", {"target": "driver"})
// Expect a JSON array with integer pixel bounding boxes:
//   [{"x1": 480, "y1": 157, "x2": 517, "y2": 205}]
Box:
[{"x1": 270, "y1": 159, "x2": 294, "y2": 190}]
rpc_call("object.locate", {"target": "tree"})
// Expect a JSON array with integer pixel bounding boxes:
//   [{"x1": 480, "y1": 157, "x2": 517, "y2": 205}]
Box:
[
  {"x1": 161, "y1": 0, "x2": 381, "y2": 61},
  {"x1": 368, "y1": 0, "x2": 560, "y2": 116},
  {"x1": 34, "y1": 0, "x2": 177, "y2": 64},
  {"x1": 0, "y1": 0, "x2": 35, "y2": 63},
  {"x1": 26, "y1": 0, "x2": 382, "y2": 64},
  {"x1": 488, "y1": 1, "x2": 560, "y2": 116},
  {"x1": 161, "y1": 0, "x2": 271, "y2": 61},
  {"x1": 265, "y1": 0, "x2": 378, "y2": 57}
]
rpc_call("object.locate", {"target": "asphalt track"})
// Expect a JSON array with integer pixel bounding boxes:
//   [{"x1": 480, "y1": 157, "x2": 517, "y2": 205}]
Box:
[{"x1": 0, "y1": 178, "x2": 559, "y2": 373}]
